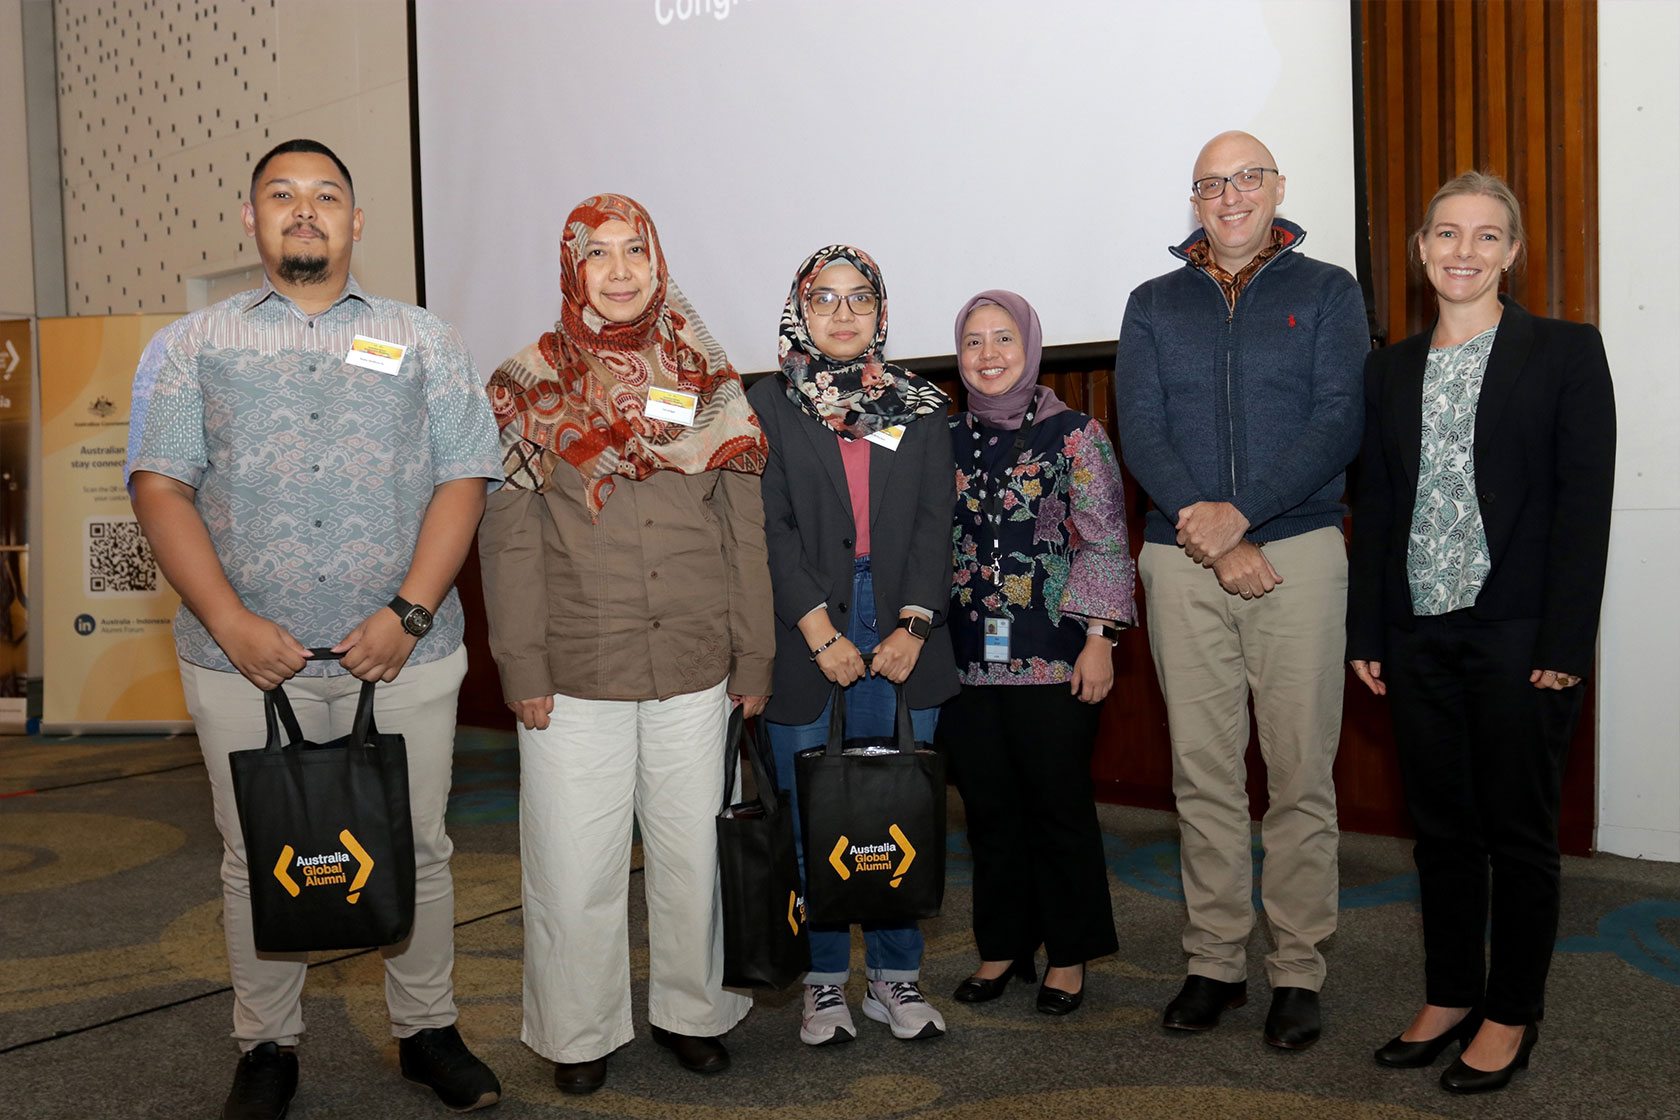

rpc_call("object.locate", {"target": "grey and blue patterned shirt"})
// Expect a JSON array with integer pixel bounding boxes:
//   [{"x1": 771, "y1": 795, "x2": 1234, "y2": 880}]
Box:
[
  {"x1": 127, "y1": 276, "x2": 502, "y2": 675},
  {"x1": 1407, "y1": 326, "x2": 1497, "y2": 616}
]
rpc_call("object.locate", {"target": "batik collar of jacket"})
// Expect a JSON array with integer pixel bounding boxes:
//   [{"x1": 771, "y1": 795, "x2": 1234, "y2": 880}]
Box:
[
  {"x1": 777, "y1": 243, "x2": 949, "y2": 440},
  {"x1": 1183, "y1": 225, "x2": 1294, "y2": 313},
  {"x1": 486, "y1": 193, "x2": 767, "y2": 520}
]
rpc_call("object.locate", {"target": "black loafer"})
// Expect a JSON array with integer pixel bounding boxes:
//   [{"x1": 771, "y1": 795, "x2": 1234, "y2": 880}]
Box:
[
  {"x1": 553, "y1": 1057, "x2": 606, "y2": 1096},
  {"x1": 651, "y1": 1024, "x2": 730, "y2": 1075},
  {"x1": 1163, "y1": 975, "x2": 1248, "y2": 1031},
  {"x1": 1441, "y1": 1023, "x2": 1538, "y2": 1094},
  {"x1": 222, "y1": 1042, "x2": 298, "y2": 1120},
  {"x1": 952, "y1": 958, "x2": 1037, "y2": 1003},
  {"x1": 1263, "y1": 986, "x2": 1322, "y2": 1050},
  {"x1": 1374, "y1": 1011, "x2": 1481, "y2": 1068}
]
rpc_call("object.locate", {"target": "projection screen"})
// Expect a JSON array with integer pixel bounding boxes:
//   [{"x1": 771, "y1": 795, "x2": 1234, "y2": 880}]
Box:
[{"x1": 415, "y1": 0, "x2": 1356, "y2": 376}]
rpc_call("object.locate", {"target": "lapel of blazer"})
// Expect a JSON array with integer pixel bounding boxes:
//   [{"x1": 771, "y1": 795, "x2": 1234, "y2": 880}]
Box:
[
  {"x1": 867, "y1": 428, "x2": 898, "y2": 533},
  {"x1": 1386, "y1": 330, "x2": 1432, "y2": 490},
  {"x1": 798, "y1": 416, "x2": 855, "y2": 528},
  {"x1": 1473, "y1": 296, "x2": 1535, "y2": 455}
]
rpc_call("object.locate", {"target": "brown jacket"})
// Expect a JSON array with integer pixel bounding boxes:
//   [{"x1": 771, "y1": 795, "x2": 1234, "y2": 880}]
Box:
[{"x1": 479, "y1": 462, "x2": 775, "y2": 703}]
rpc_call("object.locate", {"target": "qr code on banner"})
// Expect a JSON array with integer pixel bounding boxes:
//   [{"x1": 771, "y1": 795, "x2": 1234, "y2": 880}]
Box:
[{"x1": 86, "y1": 518, "x2": 159, "y2": 595}]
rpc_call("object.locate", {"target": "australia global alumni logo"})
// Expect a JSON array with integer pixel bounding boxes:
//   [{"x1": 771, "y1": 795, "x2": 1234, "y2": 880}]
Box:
[
  {"x1": 273, "y1": 829, "x2": 375, "y2": 904},
  {"x1": 827, "y1": 824, "x2": 918, "y2": 888}
]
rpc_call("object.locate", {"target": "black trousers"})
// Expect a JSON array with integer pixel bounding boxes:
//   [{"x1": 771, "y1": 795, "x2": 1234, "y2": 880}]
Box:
[
  {"x1": 1385, "y1": 612, "x2": 1583, "y2": 1024},
  {"x1": 940, "y1": 683, "x2": 1118, "y2": 968}
]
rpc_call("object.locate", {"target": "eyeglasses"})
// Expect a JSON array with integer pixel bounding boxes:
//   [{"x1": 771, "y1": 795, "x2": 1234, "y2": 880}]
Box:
[
  {"x1": 1191, "y1": 167, "x2": 1278, "y2": 200},
  {"x1": 806, "y1": 290, "x2": 879, "y2": 316}
]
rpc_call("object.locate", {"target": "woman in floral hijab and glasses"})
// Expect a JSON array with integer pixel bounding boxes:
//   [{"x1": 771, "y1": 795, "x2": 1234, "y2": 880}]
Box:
[
  {"x1": 747, "y1": 245, "x2": 959, "y2": 1049},
  {"x1": 478, "y1": 194, "x2": 773, "y2": 1096}
]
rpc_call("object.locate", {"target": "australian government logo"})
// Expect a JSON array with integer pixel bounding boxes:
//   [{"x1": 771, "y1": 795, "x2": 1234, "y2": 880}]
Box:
[
  {"x1": 827, "y1": 825, "x2": 917, "y2": 888},
  {"x1": 273, "y1": 830, "x2": 375, "y2": 904}
]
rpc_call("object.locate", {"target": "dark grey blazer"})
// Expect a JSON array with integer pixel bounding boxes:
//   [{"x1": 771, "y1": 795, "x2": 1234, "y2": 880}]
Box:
[
  {"x1": 747, "y1": 375, "x2": 960, "y2": 725},
  {"x1": 1346, "y1": 297, "x2": 1617, "y2": 677}
]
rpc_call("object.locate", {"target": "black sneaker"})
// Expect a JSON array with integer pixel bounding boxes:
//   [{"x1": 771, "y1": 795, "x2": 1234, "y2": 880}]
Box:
[
  {"x1": 398, "y1": 1025, "x2": 501, "y2": 1112},
  {"x1": 223, "y1": 1042, "x2": 298, "y2": 1120}
]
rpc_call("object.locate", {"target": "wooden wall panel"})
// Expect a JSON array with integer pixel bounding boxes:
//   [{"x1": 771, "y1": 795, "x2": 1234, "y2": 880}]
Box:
[{"x1": 1364, "y1": 0, "x2": 1597, "y2": 344}]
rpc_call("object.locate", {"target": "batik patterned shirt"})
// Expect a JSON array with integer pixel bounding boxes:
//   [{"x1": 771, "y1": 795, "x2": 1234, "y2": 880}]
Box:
[
  {"x1": 948, "y1": 410, "x2": 1137, "y2": 686},
  {"x1": 127, "y1": 277, "x2": 502, "y2": 675},
  {"x1": 1407, "y1": 326, "x2": 1497, "y2": 615}
]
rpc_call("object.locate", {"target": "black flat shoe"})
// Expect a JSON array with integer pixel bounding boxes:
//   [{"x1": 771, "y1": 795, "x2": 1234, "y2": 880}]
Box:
[
  {"x1": 1263, "y1": 986, "x2": 1322, "y2": 1050},
  {"x1": 952, "y1": 958, "x2": 1037, "y2": 1003},
  {"x1": 1163, "y1": 975, "x2": 1248, "y2": 1031},
  {"x1": 1036, "y1": 964, "x2": 1085, "y2": 1015},
  {"x1": 1440, "y1": 1023, "x2": 1539, "y2": 1094},
  {"x1": 651, "y1": 1024, "x2": 730, "y2": 1075},
  {"x1": 553, "y1": 1057, "x2": 606, "y2": 1096},
  {"x1": 1374, "y1": 1011, "x2": 1482, "y2": 1068}
]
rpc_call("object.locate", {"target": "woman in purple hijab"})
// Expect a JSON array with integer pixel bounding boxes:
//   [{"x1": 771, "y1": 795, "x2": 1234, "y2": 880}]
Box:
[{"x1": 941, "y1": 290, "x2": 1138, "y2": 1015}]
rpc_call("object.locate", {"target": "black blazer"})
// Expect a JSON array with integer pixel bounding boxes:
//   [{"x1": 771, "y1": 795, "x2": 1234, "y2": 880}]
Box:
[
  {"x1": 747, "y1": 376, "x2": 960, "y2": 725},
  {"x1": 1347, "y1": 297, "x2": 1616, "y2": 677}
]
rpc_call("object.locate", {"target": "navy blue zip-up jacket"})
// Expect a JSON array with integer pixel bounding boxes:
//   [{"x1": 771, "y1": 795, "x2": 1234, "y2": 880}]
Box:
[{"x1": 1114, "y1": 219, "x2": 1369, "y2": 547}]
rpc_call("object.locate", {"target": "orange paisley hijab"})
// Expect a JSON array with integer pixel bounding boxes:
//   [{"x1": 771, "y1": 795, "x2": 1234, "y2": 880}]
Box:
[{"x1": 487, "y1": 193, "x2": 767, "y2": 519}]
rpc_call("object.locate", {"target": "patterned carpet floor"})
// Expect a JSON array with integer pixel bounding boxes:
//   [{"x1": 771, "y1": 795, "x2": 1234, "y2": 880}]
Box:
[{"x1": 2, "y1": 727, "x2": 1677, "y2": 1119}]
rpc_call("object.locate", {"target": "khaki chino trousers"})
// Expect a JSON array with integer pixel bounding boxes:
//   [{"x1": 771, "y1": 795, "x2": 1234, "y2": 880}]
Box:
[
  {"x1": 1138, "y1": 527, "x2": 1345, "y2": 990},
  {"x1": 180, "y1": 645, "x2": 468, "y2": 1050}
]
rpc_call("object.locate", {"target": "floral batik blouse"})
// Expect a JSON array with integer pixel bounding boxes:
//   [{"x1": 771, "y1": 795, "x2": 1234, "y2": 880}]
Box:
[{"x1": 948, "y1": 409, "x2": 1138, "y2": 686}]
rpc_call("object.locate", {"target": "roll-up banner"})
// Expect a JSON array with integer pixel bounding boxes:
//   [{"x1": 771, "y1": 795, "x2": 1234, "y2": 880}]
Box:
[
  {"x1": 1, "y1": 319, "x2": 30, "y2": 732},
  {"x1": 38, "y1": 314, "x2": 190, "y2": 733}
]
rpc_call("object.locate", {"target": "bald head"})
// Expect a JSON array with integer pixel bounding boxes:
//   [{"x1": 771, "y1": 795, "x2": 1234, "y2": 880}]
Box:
[
  {"x1": 1193, "y1": 131, "x2": 1278, "y2": 182},
  {"x1": 1190, "y1": 130, "x2": 1286, "y2": 273}
]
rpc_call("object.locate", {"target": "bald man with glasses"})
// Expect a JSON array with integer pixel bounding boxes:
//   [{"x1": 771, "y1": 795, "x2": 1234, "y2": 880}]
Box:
[{"x1": 1113, "y1": 131, "x2": 1369, "y2": 1050}]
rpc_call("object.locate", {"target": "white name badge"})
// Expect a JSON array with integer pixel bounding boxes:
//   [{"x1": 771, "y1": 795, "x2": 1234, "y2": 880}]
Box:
[
  {"x1": 344, "y1": 335, "x2": 408, "y2": 375},
  {"x1": 982, "y1": 616, "x2": 1012, "y2": 663},
  {"x1": 864, "y1": 425, "x2": 906, "y2": 451},
  {"x1": 645, "y1": 386, "x2": 699, "y2": 426}
]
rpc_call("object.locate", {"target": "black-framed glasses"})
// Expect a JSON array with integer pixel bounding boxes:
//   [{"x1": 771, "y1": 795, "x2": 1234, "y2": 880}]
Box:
[
  {"x1": 1191, "y1": 166, "x2": 1278, "y2": 200},
  {"x1": 806, "y1": 290, "x2": 879, "y2": 316}
]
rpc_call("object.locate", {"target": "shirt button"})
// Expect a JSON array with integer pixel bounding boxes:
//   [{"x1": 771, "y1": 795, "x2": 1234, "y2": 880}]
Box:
[
  {"x1": 318, "y1": 576, "x2": 326, "y2": 583},
  {"x1": 311, "y1": 465, "x2": 320, "y2": 472},
  {"x1": 313, "y1": 520, "x2": 322, "y2": 528},
  {"x1": 842, "y1": 538, "x2": 854, "y2": 548},
  {"x1": 651, "y1": 620, "x2": 661, "y2": 629},
  {"x1": 310, "y1": 412, "x2": 319, "y2": 420},
  {"x1": 838, "y1": 603, "x2": 848, "y2": 614},
  {"x1": 650, "y1": 571, "x2": 658, "y2": 579},
  {"x1": 644, "y1": 518, "x2": 653, "y2": 527}
]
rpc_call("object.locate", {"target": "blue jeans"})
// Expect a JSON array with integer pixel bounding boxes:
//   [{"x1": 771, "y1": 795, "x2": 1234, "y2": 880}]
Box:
[{"x1": 767, "y1": 558, "x2": 939, "y2": 985}]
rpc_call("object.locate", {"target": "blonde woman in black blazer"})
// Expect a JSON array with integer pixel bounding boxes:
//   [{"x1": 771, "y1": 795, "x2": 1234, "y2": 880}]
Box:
[{"x1": 1347, "y1": 172, "x2": 1615, "y2": 1095}]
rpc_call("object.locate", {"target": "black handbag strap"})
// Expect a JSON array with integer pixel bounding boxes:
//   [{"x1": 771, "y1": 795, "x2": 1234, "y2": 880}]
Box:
[
  {"x1": 720, "y1": 706, "x2": 782, "y2": 816},
  {"x1": 823, "y1": 652, "x2": 915, "y2": 756},
  {"x1": 261, "y1": 649, "x2": 381, "y2": 752}
]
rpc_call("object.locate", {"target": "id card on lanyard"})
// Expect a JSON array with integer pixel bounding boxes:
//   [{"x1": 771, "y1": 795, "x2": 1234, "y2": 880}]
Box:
[{"x1": 970, "y1": 408, "x2": 1036, "y2": 666}]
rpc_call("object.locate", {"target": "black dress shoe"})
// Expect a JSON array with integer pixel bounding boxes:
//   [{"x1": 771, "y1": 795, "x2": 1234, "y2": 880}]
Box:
[
  {"x1": 223, "y1": 1042, "x2": 298, "y2": 1120},
  {"x1": 1440, "y1": 1022, "x2": 1539, "y2": 1094},
  {"x1": 651, "y1": 1024, "x2": 730, "y2": 1075},
  {"x1": 553, "y1": 1057, "x2": 606, "y2": 1096},
  {"x1": 1373, "y1": 1011, "x2": 1481, "y2": 1068},
  {"x1": 398, "y1": 1025, "x2": 501, "y2": 1111},
  {"x1": 952, "y1": 958, "x2": 1037, "y2": 1003},
  {"x1": 1036, "y1": 964, "x2": 1085, "y2": 1015},
  {"x1": 1263, "y1": 986, "x2": 1321, "y2": 1049},
  {"x1": 1163, "y1": 975, "x2": 1248, "y2": 1031}
]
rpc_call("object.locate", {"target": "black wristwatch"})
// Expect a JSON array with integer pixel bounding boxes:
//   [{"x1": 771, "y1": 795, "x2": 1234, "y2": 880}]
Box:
[
  {"x1": 896, "y1": 614, "x2": 932, "y2": 641},
  {"x1": 388, "y1": 595, "x2": 434, "y2": 637}
]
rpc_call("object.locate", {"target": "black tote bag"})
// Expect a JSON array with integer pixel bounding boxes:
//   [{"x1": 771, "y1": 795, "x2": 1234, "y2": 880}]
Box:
[
  {"x1": 715, "y1": 707, "x2": 810, "y2": 989},
  {"x1": 794, "y1": 676, "x2": 947, "y2": 925},
  {"x1": 229, "y1": 661, "x2": 416, "y2": 953}
]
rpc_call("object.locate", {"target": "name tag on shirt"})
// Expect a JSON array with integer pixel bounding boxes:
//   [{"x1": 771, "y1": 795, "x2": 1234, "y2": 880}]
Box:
[
  {"x1": 864, "y1": 425, "x2": 906, "y2": 451},
  {"x1": 645, "y1": 387, "x2": 699, "y2": 426},
  {"x1": 345, "y1": 335, "x2": 408, "y2": 375},
  {"x1": 983, "y1": 616, "x2": 1012, "y2": 663}
]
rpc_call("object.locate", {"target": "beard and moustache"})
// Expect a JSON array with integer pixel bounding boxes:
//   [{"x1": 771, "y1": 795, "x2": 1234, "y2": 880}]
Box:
[{"x1": 276, "y1": 221, "x2": 333, "y2": 285}]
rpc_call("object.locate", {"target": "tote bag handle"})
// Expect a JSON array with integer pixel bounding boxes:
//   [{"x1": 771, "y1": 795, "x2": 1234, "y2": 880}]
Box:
[
  {"x1": 821, "y1": 652, "x2": 916, "y2": 757},
  {"x1": 261, "y1": 648, "x2": 381, "y2": 753},
  {"x1": 719, "y1": 706, "x2": 783, "y2": 816}
]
